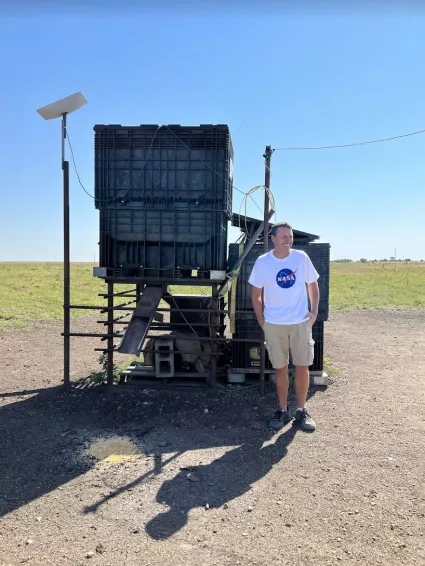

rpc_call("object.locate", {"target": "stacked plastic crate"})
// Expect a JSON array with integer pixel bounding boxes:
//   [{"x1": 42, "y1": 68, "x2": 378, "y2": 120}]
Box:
[{"x1": 94, "y1": 124, "x2": 234, "y2": 279}]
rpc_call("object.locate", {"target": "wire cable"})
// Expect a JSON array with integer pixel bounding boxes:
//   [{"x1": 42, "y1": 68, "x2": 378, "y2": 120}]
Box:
[
  {"x1": 238, "y1": 184, "x2": 276, "y2": 235},
  {"x1": 67, "y1": 126, "x2": 161, "y2": 204},
  {"x1": 273, "y1": 128, "x2": 425, "y2": 151},
  {"x1": 68, "y1": 124, "x2": 265, "y2": 219},
  {"x1": 67, "y1": 133, "x2": 95, "y2": 199},
  {"x1": 163, "y1": 124, "x2": 244, "y2": 195},
  {"x1": 107, "y1": 125, "x2": 160, "y2": 202},
  {"x1": 163, "y1": 124, "x2": 264, "y2": 215},
  {"x1": 68, "y1": 124, "x2": 274, "y2": 236}
]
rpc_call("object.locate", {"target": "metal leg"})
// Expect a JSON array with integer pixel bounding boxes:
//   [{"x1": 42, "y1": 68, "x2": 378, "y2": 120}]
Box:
[
  {"x1": 209, "y1": 284, "x2": 218, "y2": 388},
  {"x1": 259, "y1": 339, "x2": 265, "y2": 395},
  {"x1": 107, "y1": 281, "x2": 114, "y2": 386}
]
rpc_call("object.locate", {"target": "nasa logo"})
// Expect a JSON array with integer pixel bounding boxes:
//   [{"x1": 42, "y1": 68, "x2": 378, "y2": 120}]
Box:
[{"x1": 276, "y1": 269, "x2": 297, "y2": 289}]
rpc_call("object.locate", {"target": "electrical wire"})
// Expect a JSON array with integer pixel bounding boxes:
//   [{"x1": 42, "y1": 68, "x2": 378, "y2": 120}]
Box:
[
  {"x1": 69, "y1": 123, "x2": 425, "y2": 204},
  {"x1": 237, "y1": 151, "x2": 277, "y2": 235},
  {"x1": 67, "y1": 126, "x2": 161, "y2": 204},
  {"x1": 273, "y1": 128, "x2": 425, "y2": 151},
  {"x1": 67, "y1": 124, "x2": 266, "y2": 221},
  {"x1": 67, "y1": 133, "x2": 95, "y2": 199},
  {"x1": 68, "y1": 124, "x2": 275, "y2": 239},
  {"x1": 238, "y1": 184, "x2": 276, "y2": 235},
  {"x1": 163, "y1": 124, "x2": 264, "y2": 215},
  {"x1": 105, "y1": 125, "x2": 160, "y2": 203}
]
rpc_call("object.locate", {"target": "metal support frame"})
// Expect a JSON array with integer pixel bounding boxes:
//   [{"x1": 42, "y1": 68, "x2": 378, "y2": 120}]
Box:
[
  {"x1": 62, "y1": 143, "x2": 282, "y2": 392},
  {"x1": 67, "y1": 278, "x2": 226, "y2": 389},
  {"x1": 209, "y1": 284, "x2": 219, "y2": 387},
  {"x1": 107, "y1": 281, "x2": 114, "y2": 385}
]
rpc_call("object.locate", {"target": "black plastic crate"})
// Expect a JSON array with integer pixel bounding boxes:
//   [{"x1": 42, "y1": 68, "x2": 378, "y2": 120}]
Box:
[
  {"x1": 233, "y1": 313, "x2": 261, "y2": 338},
  {"x1": 162, "y1": 294, "x2": 226, "y2": 337},
  {"x1": 310, "y1": 321, "x2": 324, "y2": 372},
  {"x1": 99, "y1": 208, "x2": 228, "y2": 276},
  {"x1": 228, "y1": 241, "x2": 330, "y2": 321},
  {"x1": 94, "y1": 124, "x2": 234, "y2": 215},
  {"x1": 231, "y1": 341, "x2": 273, "y2": 372},
  {"x1": 231, "y1": 320, "x2": 324, "y2": 372}
]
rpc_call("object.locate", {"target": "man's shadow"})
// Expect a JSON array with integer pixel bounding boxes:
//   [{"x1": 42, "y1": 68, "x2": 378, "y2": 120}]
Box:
[{"x1": 145, "y1": 424, "x2": 298, "y2": 540}]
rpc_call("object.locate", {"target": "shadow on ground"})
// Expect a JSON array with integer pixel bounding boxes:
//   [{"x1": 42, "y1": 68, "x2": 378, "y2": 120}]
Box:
[
  {"x1": 145, "y1": 424, "x2": 299, "y2": 539},
  {"x1": 0, "y1": 380, "x2": 323, "y2": 538}
]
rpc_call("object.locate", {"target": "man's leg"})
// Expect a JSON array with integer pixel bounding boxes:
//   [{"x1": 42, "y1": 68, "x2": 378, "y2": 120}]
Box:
[
  {"x1": 291, "y1": 322, "x2": 316, "y2": 431},
  {"x1": 263, "y1": 323, "x2": 291, "y2": 430},
  {"x1": 275, "y1": 366, "x2": 289, "y2": 411},
  {"x1": 294, "y1": 365, "x2": 309, "y2": 409}
]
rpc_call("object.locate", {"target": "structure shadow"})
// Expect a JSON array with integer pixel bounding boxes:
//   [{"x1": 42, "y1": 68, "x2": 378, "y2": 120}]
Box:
[
  {"x1": 80, "y1": 384, "x2": 321, "y2": 539},
  {"x1": 145, "y1": 424, "x2": 299, "y2": 540},
  {"x1": 0, "y1": 386, "x2": 92, "y2": 518},
  {"x1": 0, "y1": 381, "x2": 322, "y2": 522}
]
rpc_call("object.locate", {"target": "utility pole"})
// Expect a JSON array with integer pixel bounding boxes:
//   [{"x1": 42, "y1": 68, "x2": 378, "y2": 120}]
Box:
[
  {"x1": 263, "y1": 146, "x2": 273, "y2": 254},
  {"x1": 259, "y1": 146, "x2": 273, "y2": 394}
]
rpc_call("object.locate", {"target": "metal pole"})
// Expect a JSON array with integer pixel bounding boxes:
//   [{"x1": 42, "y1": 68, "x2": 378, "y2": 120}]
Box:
[
  {"x1": 263, "y1": 146, "x2": 272, "y2": 252},
  {"x1": 259, "y1": 146, "x2": 273, "y2": 394},
  {"x1": 107, "y1": 281, "x2": 114, "y2": 385},
  {"x1": 62, "y1": 113, "x2": 70, "y2": 387}
]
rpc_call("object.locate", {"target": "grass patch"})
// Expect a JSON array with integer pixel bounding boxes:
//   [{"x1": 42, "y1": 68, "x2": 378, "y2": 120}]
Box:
[
  {"x1": 330, "y1": 261, "x2": 425, "y2": 311},
  {"x1": 0, "y1": 263, "x2": 213, "y2": 331},
  {"x1": 0, "y1": 263, "x2": 102, "y2": 329},
  {"x1": 1, "y1": 261, "x2": 424, "y2": 331},
  {"x1": 323, "y1": 357, "x2": 339, "y2": 378},
  {"x1": 76, "y1": 353, "x2": 139, "y2": 387}
]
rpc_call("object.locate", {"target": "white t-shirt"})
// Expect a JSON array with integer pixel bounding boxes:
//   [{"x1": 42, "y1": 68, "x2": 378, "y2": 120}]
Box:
[{"x1": 248, "y1": 249, "x2": 319, "y2": 325}]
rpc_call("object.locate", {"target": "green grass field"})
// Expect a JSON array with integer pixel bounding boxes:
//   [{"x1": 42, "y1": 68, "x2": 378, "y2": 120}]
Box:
[
  {"x1": 330, "y1": 261, "x2": 425, "y2": 311},
  {"x1": 1, "y1": 261, "x2": 424, "y2": 331},
  {"x1": 0, "y1": 263, "x2": 209, "y2": 331}
]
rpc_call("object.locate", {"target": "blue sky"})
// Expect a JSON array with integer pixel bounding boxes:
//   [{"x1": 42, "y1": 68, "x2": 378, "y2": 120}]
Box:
[{"x1": 1, "y1": 2, "x2": 424, "y2": 262}]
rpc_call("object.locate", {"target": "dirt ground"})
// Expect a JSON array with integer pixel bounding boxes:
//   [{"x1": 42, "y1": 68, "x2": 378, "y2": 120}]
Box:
[{"x1": 0, "y1": 310, "x2": 424, "y2": 566}]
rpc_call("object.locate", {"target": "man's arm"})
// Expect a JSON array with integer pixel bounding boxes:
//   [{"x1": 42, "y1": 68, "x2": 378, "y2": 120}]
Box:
[
  {"x1": 251, "y1": 285, "x2": 265, "y2": 328},
  {"x1": 307, "y1": 281, "x2": 320, "y2": 323},
  {"x1": 248, "y1": 258, "x2": 265, "y2": 328}
]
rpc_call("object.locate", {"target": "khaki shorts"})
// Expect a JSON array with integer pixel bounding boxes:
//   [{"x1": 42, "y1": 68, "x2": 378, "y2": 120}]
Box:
[{"x1": 263, "y1": 320, "x2": 315, "y2": 369}]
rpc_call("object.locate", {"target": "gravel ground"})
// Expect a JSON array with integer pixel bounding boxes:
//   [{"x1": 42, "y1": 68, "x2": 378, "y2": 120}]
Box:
[{"x1": 0, "y1": 310, "x2": 424, "y2": 566}]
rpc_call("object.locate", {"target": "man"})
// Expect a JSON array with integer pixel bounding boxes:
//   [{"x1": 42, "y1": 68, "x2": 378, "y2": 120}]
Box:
[{"x1": 248, "y1": 222, "x2": 320, "y2": 432}]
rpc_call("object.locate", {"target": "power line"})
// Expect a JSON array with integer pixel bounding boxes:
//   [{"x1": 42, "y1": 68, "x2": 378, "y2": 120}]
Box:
[{"x1": 273, "y1": 128, "x2": 425, "y2": 151}]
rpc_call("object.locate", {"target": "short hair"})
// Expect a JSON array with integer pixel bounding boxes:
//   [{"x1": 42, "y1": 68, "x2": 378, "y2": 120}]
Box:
[{"x1": 270, "y1": 222, "x2": 293, "y2": 236}]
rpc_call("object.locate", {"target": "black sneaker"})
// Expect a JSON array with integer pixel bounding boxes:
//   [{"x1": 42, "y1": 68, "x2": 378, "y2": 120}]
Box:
[
  {"x1": 294, "y1": 408, "x2": 316, "y2": 431},
  {"x1": 268, "y1": 409, "x2": 292, "y2": 431}
]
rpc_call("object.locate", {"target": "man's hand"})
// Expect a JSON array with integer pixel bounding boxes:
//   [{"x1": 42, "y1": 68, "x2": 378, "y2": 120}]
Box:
[
  {"x1": 307, "y1": 281, "x2": 320, "y2": 325},
  {"x1": 305, "y1": 310, "x2": 318, "y2": 324},
  {"x1": 251, "y1": 286, "x2": 265, "y2": 329}
]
